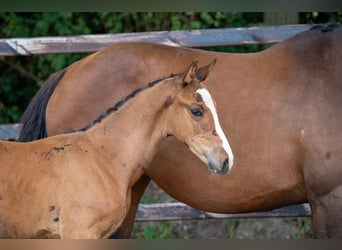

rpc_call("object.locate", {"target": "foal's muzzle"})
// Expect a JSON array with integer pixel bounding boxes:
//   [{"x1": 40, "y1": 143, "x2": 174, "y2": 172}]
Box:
[{"x1": 207, "y1": 147, "x2": 231, "y2": 175}]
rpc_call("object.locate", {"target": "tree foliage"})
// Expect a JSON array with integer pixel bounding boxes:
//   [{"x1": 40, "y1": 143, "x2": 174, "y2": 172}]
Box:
[{"x1": 0, "y1": 12, "x2": 341, "y2": 123}]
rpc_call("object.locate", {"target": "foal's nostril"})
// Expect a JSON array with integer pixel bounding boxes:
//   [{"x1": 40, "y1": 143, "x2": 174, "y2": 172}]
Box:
[{"x1": 222, "y1": 158, "x2": 229, "y2": 174}]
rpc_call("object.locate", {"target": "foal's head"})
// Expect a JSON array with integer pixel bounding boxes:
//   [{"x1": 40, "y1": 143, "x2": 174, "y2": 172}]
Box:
[{"x1": 163, "y1": 60, "x2": 234, "y2": 175}]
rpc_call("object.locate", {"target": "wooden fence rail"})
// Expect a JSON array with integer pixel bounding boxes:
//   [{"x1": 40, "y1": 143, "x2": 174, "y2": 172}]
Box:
[
  {"x1": 0, "y1": 24, "x2": 313, "y2": 221},
  {"x1": 0, "y1": 24, "x2": 311, "y2": 56},
  {"x1": 136, "y1": 202, "x2": 311, "y2": 222}
]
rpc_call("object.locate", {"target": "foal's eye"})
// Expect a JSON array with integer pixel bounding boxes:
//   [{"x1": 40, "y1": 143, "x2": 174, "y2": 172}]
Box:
[{"x1": 190, "y1": 107, "x2": 203, "y2": 117}]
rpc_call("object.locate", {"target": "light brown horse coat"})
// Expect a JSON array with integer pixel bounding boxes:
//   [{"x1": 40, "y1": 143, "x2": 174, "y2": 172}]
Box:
[
  {"x1": 19, "y1": 23, "x2": 342, "y2": 238},
  {"x1": 1, "y1": 61, "x2": 231, "y2": 238}
]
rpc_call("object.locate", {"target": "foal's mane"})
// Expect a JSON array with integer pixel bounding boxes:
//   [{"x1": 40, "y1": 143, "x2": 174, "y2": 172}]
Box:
[{"x1": 79, "y1": 73, "x2": 177, "y2": 132}]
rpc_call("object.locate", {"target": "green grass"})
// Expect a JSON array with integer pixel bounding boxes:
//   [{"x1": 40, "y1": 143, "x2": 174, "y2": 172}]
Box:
[
  {"x1": 291, "y1": 217, "x2": 312, "y2": 239},
  {"x1": 133, "y1": 220, "x2": 190, "y2": 239},
  {"x1": 133, "y1": 217, "x2": 313, "y2": 239},
  {"x1": 225, "y1": 219, "x2": 239, "y2": 239},
  {"x1": 139, "y1": 221, "x2": 175, "y2": 239},
  {"x1": 140, "y1": 196, "x2": 156, "y2": 204}
]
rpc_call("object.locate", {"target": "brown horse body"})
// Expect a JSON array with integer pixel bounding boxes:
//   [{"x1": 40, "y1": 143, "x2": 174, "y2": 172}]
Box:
[
  {"x1": 1, "y1": 62, "x2": 231, "y2": 238},
  {"x1": 19, "y1": 24, "x2": 342, "y2": 238}
]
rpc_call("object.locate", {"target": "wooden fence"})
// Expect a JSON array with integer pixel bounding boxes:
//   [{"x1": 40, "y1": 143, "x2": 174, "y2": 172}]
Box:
[
  {"x1": 0, "y1": 24, "x2": 311, "y2": 55},
  {"x1": 0, "y1": 24, "x2": 313, "y2": 222}
]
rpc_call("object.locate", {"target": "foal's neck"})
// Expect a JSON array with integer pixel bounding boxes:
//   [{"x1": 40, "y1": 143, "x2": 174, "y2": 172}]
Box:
[{"x1": 86, "y1": 79, "x2": 174, "y2": 184}]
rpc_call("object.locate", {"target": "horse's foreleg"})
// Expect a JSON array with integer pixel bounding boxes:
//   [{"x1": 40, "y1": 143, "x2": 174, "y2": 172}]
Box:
[
  {"x1": 310, "y1": 185, "x2": 342, "y2": 238},
  {"x1": 59, "y1": 211, "x2": 126, "y2": 239},
  {"x1": 110, "y1": 174, "x2": 151, "y2": 238},
  {"x1": 59, "y1": 196, "x2": 128, "y2": 239}
]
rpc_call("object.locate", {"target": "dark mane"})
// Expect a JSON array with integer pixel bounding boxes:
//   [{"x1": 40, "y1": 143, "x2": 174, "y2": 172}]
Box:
[
  {"x1": 79, "y1": 73, "x2": 177, "y2": 132},
  {"x1": 310, "y1": 22, "x2": 341, "y2": 32}
]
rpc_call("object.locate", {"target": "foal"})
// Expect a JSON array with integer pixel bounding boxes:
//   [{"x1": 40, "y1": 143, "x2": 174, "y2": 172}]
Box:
[{"x1": 0, "y1": 60, "x2": 232, "y2": 238}]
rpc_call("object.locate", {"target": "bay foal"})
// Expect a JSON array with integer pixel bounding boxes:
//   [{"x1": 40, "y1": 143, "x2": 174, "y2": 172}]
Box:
[{"x1": 0, "y1": 60, "x2": 232, "y2": 238}]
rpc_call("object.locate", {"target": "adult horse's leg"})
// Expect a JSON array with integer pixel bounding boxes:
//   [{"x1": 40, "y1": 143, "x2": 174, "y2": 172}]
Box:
[
  {"x1": 303, "y1": 131, "x2": 342, "y2": 238},
  {"x1": 110, "y1": 175, "x2": 151, "y2": 238},
  {"x1": 309, "y1": 186, "x2": 342, "y2": 238}
]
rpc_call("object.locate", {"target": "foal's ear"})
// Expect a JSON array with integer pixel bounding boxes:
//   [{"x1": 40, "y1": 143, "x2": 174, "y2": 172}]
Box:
[
  {"x1": 196, "y1": 59, "x2": 217, "y2": 82},
  {"x1": 178, "y1": 60, "x2": 198, "y2": 87}
]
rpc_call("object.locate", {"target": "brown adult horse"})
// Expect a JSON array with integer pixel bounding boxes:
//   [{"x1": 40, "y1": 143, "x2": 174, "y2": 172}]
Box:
[
  {"x1": 0, "y1": 60, "x2": 232, "y2": 238},
  {"x1": 19, "y1": 23, "x2": 342, "y2": 238}
]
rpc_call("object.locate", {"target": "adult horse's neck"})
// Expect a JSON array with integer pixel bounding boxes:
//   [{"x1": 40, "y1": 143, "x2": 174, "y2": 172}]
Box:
[{"x1": 84, "y1": 78, "x2": 174, "y2": 187}]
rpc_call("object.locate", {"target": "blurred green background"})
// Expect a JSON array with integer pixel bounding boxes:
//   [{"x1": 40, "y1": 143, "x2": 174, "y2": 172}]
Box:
[{"x1": 0, "y1": 12, "x2": 341, "y2": 123}]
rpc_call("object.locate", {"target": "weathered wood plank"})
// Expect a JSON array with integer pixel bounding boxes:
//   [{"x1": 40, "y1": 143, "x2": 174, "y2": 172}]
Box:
[
  {"x1": 135, "y1": 203, "x2": 311, "y2": 222},
  {"x1": 0, "y1": 24, "x2": 311, "y2": 56}
]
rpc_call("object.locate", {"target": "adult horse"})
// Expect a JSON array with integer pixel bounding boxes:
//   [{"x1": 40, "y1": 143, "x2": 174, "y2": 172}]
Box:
[
  {"x1": 19, "y1": 23, "x2": 342, "y2": 238},
  {"x1": 0, "y1": 60, "x2": 233, "y2": 238}
]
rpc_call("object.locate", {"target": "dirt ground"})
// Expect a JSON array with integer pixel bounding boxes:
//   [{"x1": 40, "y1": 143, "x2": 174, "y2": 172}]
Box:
[{"x1": 131, "y1": 182, "x2": 312, "y2": 239}]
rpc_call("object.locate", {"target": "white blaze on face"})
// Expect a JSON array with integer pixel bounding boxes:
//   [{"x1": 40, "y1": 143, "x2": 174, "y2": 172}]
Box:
[{"x1": 196, "y1": 88, "x2": 234, "y2": 169}]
